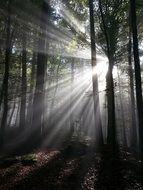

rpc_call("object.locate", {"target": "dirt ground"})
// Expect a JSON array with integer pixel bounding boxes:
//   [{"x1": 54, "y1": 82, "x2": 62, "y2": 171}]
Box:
[{"x1": 0, "y1": 142, "x2": 143, "y2": 190}]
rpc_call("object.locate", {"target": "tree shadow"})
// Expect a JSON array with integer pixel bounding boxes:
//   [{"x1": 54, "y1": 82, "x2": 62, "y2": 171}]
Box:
[
  {"x1": 94, "y1": 145, "x2": 143, "y2": 190},
  {"x1": 8, "y1": 142, "x2": 95, "y2": 190},
  {"x1": 1, "y1": 142, "x2": 143, "y2": 190},
  {"x1": 94, "y1": 145, "x2": 125, "y2": 190}
]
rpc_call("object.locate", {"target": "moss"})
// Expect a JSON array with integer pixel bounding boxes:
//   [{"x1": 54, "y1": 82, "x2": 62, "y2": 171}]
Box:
[{"x1": 21, "y1": 153, "x2": 37, "y2": 165}]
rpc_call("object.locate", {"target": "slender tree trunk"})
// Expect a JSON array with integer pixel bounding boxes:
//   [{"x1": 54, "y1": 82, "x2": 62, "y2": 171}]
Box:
[
  {"x1": 0, "y1": 0, "x2": 11, "y2": 146},
  {"x1": 8, "y1": 100, "x2": 16, "y2": 127},
  {"x1": 117, "y1": 67, "x2": 127, "y2": 146},
  {"x1": 19, "y1": 31, "x2": 27, "y2": 130},
  {"x1": 0, "y1": 86, "x2": 4, "y2": 110},
  {"x1": 128, "y1": 12, "x2": 137, "y2": 148},
  {"x1": 69, "y1": 58, "x2": 74, "y2": 136},
  {"x1": 27, "y1": 41, "x2": 37, "y2": 127},
  {"x1": 98, "y1": 0, "x2": 116, "y2": 147},
  {"x1": 0, "y1": 28, "x2": 14, "y2": 109},
  {"x1": 32, "y1": 1, "x2": 49, "y2": 140},
  {"x1": 89, "y1": 0, "x2": 103, "y2": 146},
  {"x1": 130, "y1": 0, "x2": 143, "y2": 157},
  {"x1": 106, "y1": 61, "x2": 116, "y2": 145},
  {"x1": 8, "y1": 80, "x2": 19, "y2": 127},
  {"x1": 48, "y1": 60, "x2": 60, "y2": 130}
]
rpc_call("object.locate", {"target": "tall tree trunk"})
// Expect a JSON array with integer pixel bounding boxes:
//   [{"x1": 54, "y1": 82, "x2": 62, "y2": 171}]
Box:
[
  {"x1": 19, "y1": 31, "x2": 27, "y2": 130},
  {"x1": 0, "y1": 28, "x2": 14, "y2": 109},
  {"x1": 117, "y1": 67, "x2": 127, "y2": 146},
  {"x1": 27, "y1": 40, "x2": 37, "y2": 127},
  {"x1": 128, "y1": 11, "x2": 137, "y2": 148},
  {"x1": 89, "y1": 0, "x2": 103, "y2": 146},
  {"x1": 98, "y1": 0, "x2": 116, "y2": 147},
  {"x1": 106, "y1": 61, "x2": 116, "y2": 145},
  {"x1": 48, "y1": 60, "x2": 60, "y2": 131},
  {"x1": 32, "y1": 1, "x2": 49, "y2": 140},
  {"x1": 69, "y1": 58, "x2": 74, "y2": 136},
  {"x1": 0, "y1": 0, "x2": 11, "y2": 146},
  {"x1": 130, "y1": 0, "x2": 143, "y2": 157}
]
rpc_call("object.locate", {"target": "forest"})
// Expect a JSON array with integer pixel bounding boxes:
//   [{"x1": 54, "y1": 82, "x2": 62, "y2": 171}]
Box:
[{"x1": 0, "y1": 0, "x2": 143, "y2": 189}]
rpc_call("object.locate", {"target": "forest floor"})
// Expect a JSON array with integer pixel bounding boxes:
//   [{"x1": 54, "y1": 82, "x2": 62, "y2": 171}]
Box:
[{"x1": 0, "y1": 140, "x2": 143, "y2": 190}]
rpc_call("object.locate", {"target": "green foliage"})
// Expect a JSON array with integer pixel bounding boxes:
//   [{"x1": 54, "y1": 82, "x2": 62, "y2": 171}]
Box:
[
  {"x1": 21, "y1": 153, "x2": 37, "y2": 162},
  {"x1": 96, "y1": 0, "x2": 129, "y2": 60},
  {"x1": 66, "y1": 38, "x2": 78, "y2": 54}
]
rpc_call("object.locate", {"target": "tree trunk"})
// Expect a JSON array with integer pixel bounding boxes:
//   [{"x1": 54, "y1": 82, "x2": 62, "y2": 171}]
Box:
[
  {"x1": 0, "y1": 0, "x2": 11, "y2": 146},
  {"x1": 128, "y1": 11, "x2": 137, "y2": 148},
  {"x1": 19, "y1": 31, "x2": 27, "y2": 130},
  {"x1": 69, "y1": 58, "x2": 75, "y2": 136},
  {"x1": 106, "y1": 61, "x2": 116, "y2": 146},
  {"x1": 48, "y1": 59, "x2": 60, "y2": 132},
  {"x1": 130, "y1": 0, "x2": 143, "y2": 157},
  {"x1": 98, "y1": 0, "x2": 116, "y2": 148},
  {"x1": 27, "y1": 41, "x2": 37, "y2": 127},
  {"x1": 117, "y1": 67, "x2": 127, "y2": 146},
  {"x1": 32, "y1": 1, "x2": 49, "y2": 140},
  {"x1": 89, "y1": 0, "x2": 103, "y2": 146}
]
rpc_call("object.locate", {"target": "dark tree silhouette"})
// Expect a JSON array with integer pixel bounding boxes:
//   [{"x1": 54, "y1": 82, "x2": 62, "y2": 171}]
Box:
[
  {"x1": 0, "y1": 0, "x2": 12, "y2": 145},
  {"x1": 128, "y1": 7, "x2": 137, "y2": 148},
  {"x1": 89, "y1": 0, "x2": 103, "y2": 146},
  {"x1": 98, "y1": 0, "x2": 116, "y2": 147},
  {"x1": 19, "y1": 31, "x2": 27, "y2": 130},
  {"x1": 130, "y1": 0, "x2": 143, "y2": 157},
  {"x1": 32, "y1": 1, "x2": 50, "y2": 140}
]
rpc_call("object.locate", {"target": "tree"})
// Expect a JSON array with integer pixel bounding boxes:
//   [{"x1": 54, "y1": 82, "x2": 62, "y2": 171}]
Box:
[
  {"x1": 128, "y1": 7, "x2": 137, "y2": 148},
  {"x1": 0, "y1": 0, "x2": 12, "y2": 145},
  {"x1": 32, "y1": 0, "x2": 50, "y2": 140},
  {"x1": 19, "y1": 30, "x2": 27, "y2": 130},
  {"x1": 130, "y1": 0, "x2": 143, "y2": 157},
  {"x1": 89, "y1": 0, "x2": 103, "y2": 146},
  {"x1": 27, "y1": 37, "x2": 38, "y2": 127},
  {"x1": 98, "y1": 0, "x2": 119, "y2": 147},
  {"x1": 69, "y1": 58, "x2": 75, "y2": 136}
]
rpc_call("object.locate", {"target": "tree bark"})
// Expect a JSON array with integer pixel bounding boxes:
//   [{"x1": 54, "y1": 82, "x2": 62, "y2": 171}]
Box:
[
  {"x1": 98, "y1": 0, "x2": 116, "y2": 147},
  {"x1": 128, "y1": 10, "x2": 137, "y2": 148},
  {"x1": 0, "y1": 0, "x2": 11, "y2": 146},
  {"x1": 89, "y1": 0, "x2": 103, "y2": 146},
  {"x1": 48, "y1": 59, "x2": 60, "y2": 132},
  {"x1": 69, "y1": 58, "x2": 75, "y2": 136},
  {"x1": 19, "y1": 31, "x2": 27, "y2": 130},
  {"x1": 106, "y1": 60, "x2": 116, "y2": 146},
  {"x1": 32, "y1": 1, "x2": 49, "y2": 140},
  {"x1": 27, "y1": 40, "x2": 37, "y2": 127},
  {"x1": 117, "y1": 67, "x2": 127, "y2": 146},
  {"x1": 130, "y1": 0, "x2": 143, "y2": 157}
]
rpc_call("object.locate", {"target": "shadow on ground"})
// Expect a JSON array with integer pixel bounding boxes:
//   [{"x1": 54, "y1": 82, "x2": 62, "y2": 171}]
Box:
[{"x1": 1, "y1": 142, "x2": 143, "y2": 190}]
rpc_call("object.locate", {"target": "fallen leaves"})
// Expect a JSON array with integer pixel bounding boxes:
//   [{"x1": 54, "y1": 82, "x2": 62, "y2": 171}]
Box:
[{"x1": 0, "y1": 145, "x2": 143, "y2": 190}]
